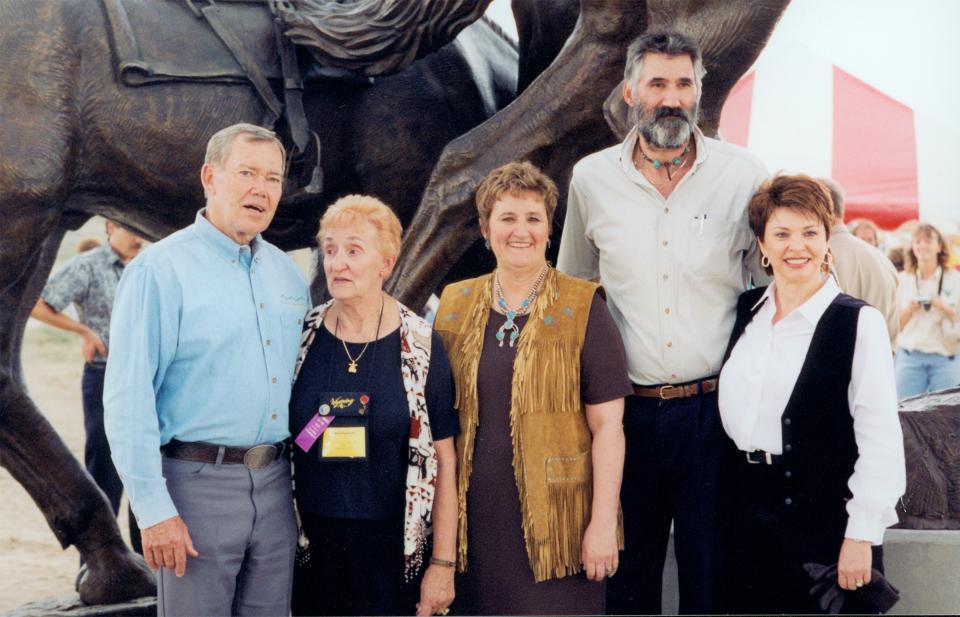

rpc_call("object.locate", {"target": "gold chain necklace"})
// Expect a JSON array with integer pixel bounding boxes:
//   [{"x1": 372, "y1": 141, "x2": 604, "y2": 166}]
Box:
[{"x1": 335, "y1": 297, "x2": 384, "y2": 373}]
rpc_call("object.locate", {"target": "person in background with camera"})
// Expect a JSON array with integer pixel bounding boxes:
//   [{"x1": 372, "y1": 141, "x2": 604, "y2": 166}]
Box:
[{"x1": 895, "y1": 223, "x2": 960, "y2": 399}]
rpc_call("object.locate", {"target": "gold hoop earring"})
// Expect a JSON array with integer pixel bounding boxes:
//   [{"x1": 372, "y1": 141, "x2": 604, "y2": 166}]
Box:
[
  {"x1": 822, "y1": 251, "x2": 833, "y2": 272},
  {"x1": 761, "y1": 254, "x2": 771, "y2": 268}
]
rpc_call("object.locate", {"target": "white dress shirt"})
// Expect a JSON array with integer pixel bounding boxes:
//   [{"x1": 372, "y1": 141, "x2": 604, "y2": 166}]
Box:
[
  {"x1": 558, "y1": 126, "x2": 768, "y2": 385},
  {"x1": 718, "y1": 277, "x2": 905, "y2": 544}
]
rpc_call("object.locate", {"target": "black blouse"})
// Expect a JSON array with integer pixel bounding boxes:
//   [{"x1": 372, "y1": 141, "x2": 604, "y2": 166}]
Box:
[{"x1": 290, "y1": 326, "x2": 459, "y2": 519}]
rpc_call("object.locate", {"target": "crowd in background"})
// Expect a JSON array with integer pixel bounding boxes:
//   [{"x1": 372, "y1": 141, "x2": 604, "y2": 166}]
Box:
[{"x1": 842, "y1": 217, "x2": 960, "y2": 399}]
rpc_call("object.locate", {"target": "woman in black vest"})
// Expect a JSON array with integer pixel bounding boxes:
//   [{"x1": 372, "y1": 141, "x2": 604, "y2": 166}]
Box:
[{"x1": 718, "y1": 175, "x2": 905, "y2": 614}]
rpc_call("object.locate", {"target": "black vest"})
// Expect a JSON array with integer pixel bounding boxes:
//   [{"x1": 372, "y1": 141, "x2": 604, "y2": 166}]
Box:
[{"x1": 724, "y1": 287, "x2": 867, "y2": 549}]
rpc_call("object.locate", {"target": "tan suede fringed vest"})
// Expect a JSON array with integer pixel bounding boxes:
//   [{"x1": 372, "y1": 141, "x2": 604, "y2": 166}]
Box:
[{"x1": 435, "y1": 268, "x2": 624, "y2": 582}]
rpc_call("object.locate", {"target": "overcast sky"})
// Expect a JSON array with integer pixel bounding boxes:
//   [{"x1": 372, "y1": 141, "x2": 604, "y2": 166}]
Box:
[{"x1": 488, "y1": 0, "x2": 959, "y2": 130}]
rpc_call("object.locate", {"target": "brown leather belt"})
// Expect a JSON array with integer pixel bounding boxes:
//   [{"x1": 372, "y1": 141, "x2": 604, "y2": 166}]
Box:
[
  {"x1": 632, "y1": 378, "x2": 718, "y2": 400},
  {"x1": 161, "y1": 439, "x2": 287, "y2": 470}
]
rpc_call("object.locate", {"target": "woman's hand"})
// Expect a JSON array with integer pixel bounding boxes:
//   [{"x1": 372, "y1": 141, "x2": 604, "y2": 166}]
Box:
[
  {"x1": 837, "y1": 538, "x2": 873, "y2": 590},
  {"x1": 931, "y1": 296, "x2": 958, "y2": 320},
  {"x1": 899, "y1": 299, "x2": 920, "y2": 328},
  {"x1": 416, "y1": 564, "x2": 455, "y2": 616},
  {"x1": 581, "y1": 520, "x2": 619, "y2": 582},
  {"x1": 582, "y1": 399, "x2": 625, "y2": 582}
]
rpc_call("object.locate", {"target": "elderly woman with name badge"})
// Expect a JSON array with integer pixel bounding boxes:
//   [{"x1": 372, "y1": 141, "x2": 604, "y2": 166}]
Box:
[
  {"x1": 718, "y1": 175, "x2": 905, "y2": 614},
  {"x1": 288, "y1": 195, "x2": 460, "y2": 616},
  {"x1": 434, "y1": 161, "x2": 632, "y2": 615}
]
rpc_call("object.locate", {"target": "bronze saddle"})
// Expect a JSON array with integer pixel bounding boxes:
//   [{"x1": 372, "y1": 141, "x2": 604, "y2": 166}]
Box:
[{"x1": 100, "y1": 0, "x2": 333, "y2": 197}]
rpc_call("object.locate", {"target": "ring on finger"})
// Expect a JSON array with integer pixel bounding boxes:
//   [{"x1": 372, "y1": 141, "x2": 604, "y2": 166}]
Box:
[
  {"x1": 855, "y1": 579, "x2": 864, "y2": 588},
  {"x1": 436, "y1": 608, "x2": 450, "y2": 616}
]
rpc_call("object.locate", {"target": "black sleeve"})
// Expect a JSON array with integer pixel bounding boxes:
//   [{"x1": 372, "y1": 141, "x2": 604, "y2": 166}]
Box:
[
  {"x1": 426, "y1": 330, "x2": 460, "y2": 440},
  {"x1": 580, "y1": 292, "x2": 634, "y2": 405}
]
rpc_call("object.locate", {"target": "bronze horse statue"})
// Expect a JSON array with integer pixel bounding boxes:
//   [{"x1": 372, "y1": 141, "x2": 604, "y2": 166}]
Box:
[
  {"x1": 8, "y1": 0, "x2": 951, "y2": 608},
  {"x1": 0, "y1": 0, "x2": 516, "y2": 603}
]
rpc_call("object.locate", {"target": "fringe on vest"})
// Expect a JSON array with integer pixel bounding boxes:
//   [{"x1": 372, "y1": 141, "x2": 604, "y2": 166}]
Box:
[{"x1": 439, "y1": 269, "x2": 623, "y2": 581}]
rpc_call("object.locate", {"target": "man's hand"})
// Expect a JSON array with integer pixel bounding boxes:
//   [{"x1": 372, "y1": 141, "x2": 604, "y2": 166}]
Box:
[
  {"x1": 581, "y1": 520, "x2": 619, "y2": 582},
  {"x1": 80, "y1": 329, "x2": 107, "y2": 363},
  {"x1": 141, "y1": 515, "x2": 198, "y2": 577},
  {"x1": 837, "y1": 538, "x2": 872, "y2": 591}
]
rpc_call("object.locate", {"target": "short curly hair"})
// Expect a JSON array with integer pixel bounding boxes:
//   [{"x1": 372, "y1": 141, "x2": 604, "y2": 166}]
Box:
[
  {"x1": 317, "y1": 194, "x2": 403, "y2": 261},
  {"x1": 475, "y1": 161, "x2": 559, "y2": 230}
]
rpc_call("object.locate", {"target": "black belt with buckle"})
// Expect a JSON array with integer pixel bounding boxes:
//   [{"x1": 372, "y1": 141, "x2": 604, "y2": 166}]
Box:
[
  {"x1": 743, "y1": 449, "x2": 783, "y2": 465},
  {"x1": 632, "y1": 378, "x2": 718, "y2": 400},
  {"x1": 162, "y1": 439, "x2": 288, "y2": 470}
]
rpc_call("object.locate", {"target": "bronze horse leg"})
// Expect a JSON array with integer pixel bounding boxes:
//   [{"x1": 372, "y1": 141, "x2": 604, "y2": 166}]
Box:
[
  {"x1": 0, "y1": 207, "x2": 156, "y2": 604},
  {"x1": 0, "y1": 0, "x2": 155, "y2": 602}
]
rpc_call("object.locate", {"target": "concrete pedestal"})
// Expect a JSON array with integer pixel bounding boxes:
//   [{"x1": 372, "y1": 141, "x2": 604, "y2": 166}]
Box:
[{"x1": 658, "y1": 529, "x2": 960, "y2": 615}]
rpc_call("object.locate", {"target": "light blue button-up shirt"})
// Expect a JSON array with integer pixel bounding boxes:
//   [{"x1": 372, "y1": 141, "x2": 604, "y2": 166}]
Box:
[{"x1": 104, "y1": 210, "x2": 310, "y2": 528}]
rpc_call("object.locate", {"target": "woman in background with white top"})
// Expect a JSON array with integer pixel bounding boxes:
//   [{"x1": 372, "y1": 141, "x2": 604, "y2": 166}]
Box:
[
  {"x1": 718, "y1": 175, "x2": 905, "y2": 614},
  {"x1": 895, "y1": 223, "x2": 960, "y2": 399}
]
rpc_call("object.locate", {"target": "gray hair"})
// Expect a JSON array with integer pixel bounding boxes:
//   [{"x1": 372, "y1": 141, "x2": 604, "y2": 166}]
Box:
[
  {"x1": 204, "y1": 123, "x2": 286, "y2": 173},
  {"x1": 623, "y1": 31, "x2": 706, "y2": 95},
  {"x1": 820, "y1": 177, "x2": 845, "y2": 218}
]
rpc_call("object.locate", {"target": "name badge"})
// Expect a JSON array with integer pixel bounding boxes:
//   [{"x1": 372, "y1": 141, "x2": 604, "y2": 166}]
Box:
[
  {"x1": 321, "y1": 427, "x2": 368, "y2": 459},
  {"x1": 315, "y1": 391, "x2": 370, "y2": 461}
]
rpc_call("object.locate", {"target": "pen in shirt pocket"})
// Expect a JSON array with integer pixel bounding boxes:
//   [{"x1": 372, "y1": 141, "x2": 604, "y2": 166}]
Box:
[{"x1": 693, "y1": 214, "x2": 707, "y2": 235}]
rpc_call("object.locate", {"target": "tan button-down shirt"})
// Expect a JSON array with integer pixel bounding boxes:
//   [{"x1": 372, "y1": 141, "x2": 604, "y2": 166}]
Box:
[
  {"x1": 558, "y1": 127, "x2": 768, "y2": 385},
  {"x1": 897, "y1": 266, "x2": 960, "y2": 356},
  {"x1": 830, "y1": 223, "x2": 900, "y2": 351}
]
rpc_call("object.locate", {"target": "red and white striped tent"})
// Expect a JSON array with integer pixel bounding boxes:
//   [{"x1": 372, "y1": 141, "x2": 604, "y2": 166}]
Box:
[{"x1": 718, "y1": 42, "x2": 929, "y2": 230}]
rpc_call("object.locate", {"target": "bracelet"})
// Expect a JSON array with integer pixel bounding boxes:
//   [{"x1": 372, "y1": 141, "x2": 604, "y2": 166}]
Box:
[{"x1": 430, "y1": 557, "x2": 456, "y2": 568}]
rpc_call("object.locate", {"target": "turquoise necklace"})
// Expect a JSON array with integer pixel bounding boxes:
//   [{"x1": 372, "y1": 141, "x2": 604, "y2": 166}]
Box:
[
  {"x1": 636, "y1": 144, "x2": 690, "y2": 181},
  {"x1": 494, "y1": 264, "x2": 548, "y2": 348}
]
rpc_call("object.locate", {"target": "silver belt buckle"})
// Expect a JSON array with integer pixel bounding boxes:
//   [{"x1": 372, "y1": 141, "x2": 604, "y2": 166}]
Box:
[
  {"x1": 243, "y1": 444, "x2": 277, "y2": 470},
  {"x1": 745, "y1": 450, "x2": 773, "y2": 465}
]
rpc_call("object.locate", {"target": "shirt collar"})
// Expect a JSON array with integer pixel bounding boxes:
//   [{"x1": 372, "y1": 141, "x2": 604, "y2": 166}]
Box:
[
  {"x1": 917, "y1": 265, "x2": 943, "y2": 282},
  {"x1": 100, "y1": 243, "x2": 123, "y2": 267},
  {"x1": 752, "y1": 276, "x2": 841, "y2": 325},
  {"x1": 618, "y1": 124, "x2": 709, "y2": 178},
  {"x1": 193, "y1": 208, "x2": 262, "y2": 262}
]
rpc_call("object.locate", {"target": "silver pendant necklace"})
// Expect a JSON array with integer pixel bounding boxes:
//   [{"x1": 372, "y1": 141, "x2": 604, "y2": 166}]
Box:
[{"x1": 494, "y1": 265, "x2": 548, "y2": 347}]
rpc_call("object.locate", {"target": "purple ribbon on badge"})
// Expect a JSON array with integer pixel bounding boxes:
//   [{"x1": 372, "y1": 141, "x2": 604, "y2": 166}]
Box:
[{"x1": 294, "y1": 410, "x2": 335, "y2": 452}]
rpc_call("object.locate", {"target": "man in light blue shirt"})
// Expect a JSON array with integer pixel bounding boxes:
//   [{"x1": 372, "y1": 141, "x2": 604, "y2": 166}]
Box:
[{"x1": 105, "y1": 123, "x2": 310, "y2": 616}]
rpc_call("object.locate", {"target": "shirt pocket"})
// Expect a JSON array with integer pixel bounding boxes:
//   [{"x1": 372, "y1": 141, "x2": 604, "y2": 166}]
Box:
[
  {"x1": 682, "y1": 217, "x2": 742, "y2": 279},
  {"x1": 279, "y1": 310, "x2": 308, "y2": 378}
]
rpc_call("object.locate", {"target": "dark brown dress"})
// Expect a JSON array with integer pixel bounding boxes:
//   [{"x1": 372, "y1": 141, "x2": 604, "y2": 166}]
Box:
[{"x1": 458, "y1": 294, "x2": 632, "y2": 615}]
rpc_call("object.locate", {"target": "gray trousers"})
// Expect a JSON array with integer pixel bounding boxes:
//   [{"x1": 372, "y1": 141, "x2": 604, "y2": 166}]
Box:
[{"x1": 158, "y1": 455, "x2": 296, "y2": 616}]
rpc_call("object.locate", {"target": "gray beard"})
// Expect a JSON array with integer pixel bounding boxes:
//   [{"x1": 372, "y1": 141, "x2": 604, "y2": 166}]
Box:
[
  {"x1": 641, "y1": 117, "x2": 693, "y2": 149},
  {"x1": 631, "y1": 103, "x2": 700, "y2": 149}
]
